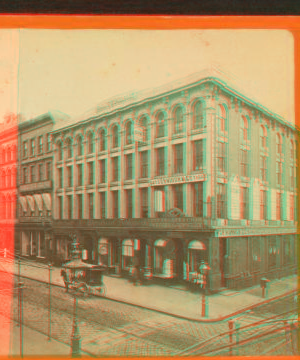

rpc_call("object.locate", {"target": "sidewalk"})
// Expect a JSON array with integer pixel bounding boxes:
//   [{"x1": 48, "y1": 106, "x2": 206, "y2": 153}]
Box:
[{"x1": 0, "y1": 257, "x2": 297, "y2": 322}]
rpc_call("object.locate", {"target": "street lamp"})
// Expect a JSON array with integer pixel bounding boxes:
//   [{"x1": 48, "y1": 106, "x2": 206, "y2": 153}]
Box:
[{"x1": 199, "y1": 261, "x2": 210, "y2": 318}]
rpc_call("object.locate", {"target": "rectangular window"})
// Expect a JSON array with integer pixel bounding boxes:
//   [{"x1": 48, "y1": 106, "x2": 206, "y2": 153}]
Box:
[
  {"x1": 67, "y1": 195, "x2": 73, "y2": 219},
  {"x1": 240, "y1": 186, "x2": 249, "y2": 219},
  {"x1": 217, "y1": 183, "x2": 226, "y2": 218},
  {"x1": 23, "y1": 141, "x2": 28, "y2": 158},
  {"x1": 67, "y1": 166, "x2": 73, "y2": 187},
  {"x1": 46, "y1": 162, "x2": 51, "y2": 180},
  {"x1": 30, "y1": 139, "x2": 35, "y2": 156},
  {"x1": 100, "y1": 192, "x2": 106, "y2": 218},
  {"x1": 174, "y1": 143, "x2": 183, "y2": 174},
  {"x1": 99, "y1": 159, "x2": 106, "y2": 183},
  {"x1": 125, "y1": 154, "x2": 133, "y2": 180},
  {"x1": 193, "y1": 182, "x2": 203, "y2": 217},
  {"x1": 77, "y1": 164, "x2": 83, "y2": 186},
  {"x1": 140, "y1": 151, "x2": 148, "y2": 178},
  {"x1": 241, "y1": 150, "x2": 248, "y2": 177},
  {"x1": 260, "y1": 190, "x2": 267, "y2": 220},
  {"x1": 38, "y1": 164, "x2": 43, "y2": 182},
  {"x1": 38, "y1": 136, "x2": 43, "y2": 154},
  {"x1": 126, "y1": 189, "x2": 133, "y2": 218},
  {"x1": 78, "y1": 194, "x2": 83, "y2": 219},
  {"x1": 88, "y1": 193, "x2": 94, "y2": 219},
  {"x1": 156, "y1": 147, "x2": 165, "y2": 176},
  {"x1": 140, "y1": 188, "x2": 148, "y2": 218},
  {"x1": 260, "y1": 156, "x2": 267, "y2": 182},
  {"x1": 58, "y1": 196, "x2": 63, "y2": 219},
  {"x1": 46, "y1": 134, "x2": 51, "y2": 152},
  {"x1": 58, "y1": 168, "x2": 63, "y2": 188},
  {"x1": 88, "y1": 162, "x2": 94, "y2": 185},
  {"x1": 112, "y1": 157, "x2": 119, "y2": 182},
  {"x1": 218, "y1": 141, "x2": 226, "y2": 172},
  {"x1": 30, "y1": 166, "x2": 35, "y2": 183},
  {"x1": 276, "y1": 192, "x2": 282, "y2": 220},
  {"x1": 193, "y1": 140, "x2": 203, "y2": 171},
  {"x1": 173, "y1": 184, "x2": 183, "y2": 211},
  {"x1": 112, "y1": 191, "x2": 119, "y2": 218},
  {"x1": 23, "y1": 167, "x2": 28, "y2": 184}
]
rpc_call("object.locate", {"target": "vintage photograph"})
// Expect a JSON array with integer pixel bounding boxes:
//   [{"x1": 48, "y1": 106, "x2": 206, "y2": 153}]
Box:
[{"x1": 0, "y1": 28, "x2": 298, "y2": 356}]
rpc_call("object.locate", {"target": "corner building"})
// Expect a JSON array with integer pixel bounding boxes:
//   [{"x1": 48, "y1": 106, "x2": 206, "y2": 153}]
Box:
[{"x1": 51, "y1": 70, "x2": 298, "y2": 292}]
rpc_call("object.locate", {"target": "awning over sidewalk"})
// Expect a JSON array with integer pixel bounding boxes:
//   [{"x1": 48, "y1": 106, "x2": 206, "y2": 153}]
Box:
[
  {"x1": 33, "y1": 194, "x2": 43, "y2": 211},
  {"x1": 42, "y1": 193, "x2": 51, "y2": 211},
  {"x1": 19, "y1": 196, "x2": 27, "y2": 212},
  {"x1": 26, "y1": 195, "x2": 35, "y2": 212},
  {"x1": 188, "y1": 240, "x2": 206, "y2": 250}
]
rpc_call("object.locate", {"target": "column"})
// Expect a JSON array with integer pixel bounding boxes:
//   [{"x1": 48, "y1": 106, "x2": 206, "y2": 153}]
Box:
[{"x1": 208, "y1": 236, "x2": 222, "y2": 291}]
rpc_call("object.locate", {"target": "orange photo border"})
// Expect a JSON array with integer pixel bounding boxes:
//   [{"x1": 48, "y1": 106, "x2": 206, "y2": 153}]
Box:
[{"x1": 0, "y1": 15, "x2": 299, "y2": 360}]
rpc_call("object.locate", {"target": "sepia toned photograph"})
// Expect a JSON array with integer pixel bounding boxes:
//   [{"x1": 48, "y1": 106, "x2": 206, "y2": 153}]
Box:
[{"x1": 0, "y1": 28, "x2": 298, "y2": 357}]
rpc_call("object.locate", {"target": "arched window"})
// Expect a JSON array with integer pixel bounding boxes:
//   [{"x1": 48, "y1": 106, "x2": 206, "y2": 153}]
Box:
[
  {"x1": 276, "y1": 134, "x2": 282, "y2": 154},
  {"x1": 125, "y1": 121, "x2": 133, "y2": 145},
  {"x1": 217, "y1": 104, "x2": 227, "y2": 132},
  {"x1": 112, "y1": 125, "x2": 119, "y2": 148},
  {"x1": 174, "y1": 106, "x2": 184, "y2": 134},
  {"x1": 87, "y1": 132, "x2": 95, "y2": 154},
  {"x1": 140, "y1": 116, "x2": 148, "y2": 142},
  {"x1": 98, "y1": 129, "x2": 106, "y2": 152},
  {"x1": 77, "y1": 136, "x2": 84, "y2": 156},
  {"x1": 193, "y1": 101, "x2": 204, "y2": 129},
  {"x1": 241, "y1": 116, "x2": 248, "y2": 142},
  {"x1": 65, "y1": 138, "x2": 73, "y2": 159},
  {"x1": 156, "y1": 112, "x2": 165, "y2": 138},
  {"x1": 57, "y1": 141, "x2": 63, "y2": 161},
  {"x1": 260, "y1": 125, "x2": 267, "y2": 148}
]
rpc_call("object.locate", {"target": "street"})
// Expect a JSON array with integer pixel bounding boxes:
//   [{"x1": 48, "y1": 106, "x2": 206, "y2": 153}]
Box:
[{"x1": 0, "y1": 274, "x2": 297, "y2": 357}]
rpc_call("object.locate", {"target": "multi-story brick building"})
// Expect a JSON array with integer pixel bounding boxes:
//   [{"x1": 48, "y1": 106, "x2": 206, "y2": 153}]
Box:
[
  {"x1": 17, "y1": 69, "x2": 299, "y2": 292},
  {"x1": 16, "y1": 111, "x2": 69, "y2": 261}
]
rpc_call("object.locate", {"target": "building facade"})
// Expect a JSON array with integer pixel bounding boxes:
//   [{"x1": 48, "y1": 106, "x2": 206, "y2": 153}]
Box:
[{"x1": 15, "y1": 71, "x2": 299, "y2": 292}]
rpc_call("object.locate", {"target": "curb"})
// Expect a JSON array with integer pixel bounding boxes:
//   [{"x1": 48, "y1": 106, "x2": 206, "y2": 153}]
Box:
[{"x1": 0, "y1": 266, "x2": 297, "y2": 324}]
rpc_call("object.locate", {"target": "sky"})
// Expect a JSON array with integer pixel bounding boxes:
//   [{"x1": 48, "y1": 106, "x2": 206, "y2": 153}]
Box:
[{"x1": 0, "y1": 29, "x2": 295, "y2": 124}]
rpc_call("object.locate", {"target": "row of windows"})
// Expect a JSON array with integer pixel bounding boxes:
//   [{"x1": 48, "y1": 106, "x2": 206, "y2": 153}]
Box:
[
  {"x1": 1, "y1": 146, "x2": 17, "y2": 164},
  {"x1": 22, "y1": 134, "x2": 52, "y2": 159},
  {"x1": 22, "y1": 162, "x2": 52, "y2": 184}
]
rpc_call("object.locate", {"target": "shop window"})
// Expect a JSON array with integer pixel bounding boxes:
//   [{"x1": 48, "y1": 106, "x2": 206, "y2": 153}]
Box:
[
  {"x1": 77, "y1": 136, "x2": 84, "y2": 156},
  {"x1": 217, "y1": 104, "x2": 227, "y2": 132},
  {"x1": 98, "y1": 129, "x2": 107, "y2": 152},
  {"x1": 217, "y1": 141, "x2": 226, "y2": 172},
  {"x1": 126, "y1": 189, "x2": 133, "y2": 218},
  {"x1": 217, "y1": 183, "x2": 226, "y2": 218},
  {"x1": 99, "y1": 159, "x2": 106, "y2": 183},
  {"x1": 260, "y1": 156, "x2": 267, "y2": 182},
  {"x1": 174, "y1": 106, "x2": 184, "y2": 135},
  {"x1": 100, "y1": 192, "x2": 106, "y2": 218},
  {"x1": 193, "y1": 182, "x2": 203, "y2": 217},
  {"x1": 268, "y1": 237, "x2": 277, "y2": 269},
  {"x1": 156, "y1": 147, "x2": 165, "y2": 176},
  {"x1": 122, "y1": 239, "x2": 134, "y2": 270},
  {"x1": 260, "y1": 190, "x2": 267, "y2": 220},
  {"x1": 98, "y1": 238, "x2": 108, "y2": 266},
  {"x1": 193, "y1": 140, "x2": 203, "y2": 171},
  {"x1": 125, "y1": 122, "x2": 133, "y2": 145},
  {"x1": 193, "y1": 101, "x2": 204, "y2": 129},
  {"x1": 140, "y1": 188, "x2": 148, "y2": 218},
  {"x1": 112, "y1": 125, "x2": 119, "y2": 148},
  {"x1": 140, "y1": 151, "x2": 148, "y2": 178},
  {"x1": 174, "y1": 143, "x2": 183, "y2": 174},
  {"x1": 125, "y1": 154, "x2": 133, "y2": 180},
  {"x1": 188, "y1": 240, "x2": 206, "y2": 273},
  {"x1": 154, "y1": 239, "x2": 175, "y2": 277},
  {"x1": 240, "y1": 186, "x2": 249, "y2": 220},
  {"x1": 156, "y1": 112, "x2": 165, "y2": 138}
]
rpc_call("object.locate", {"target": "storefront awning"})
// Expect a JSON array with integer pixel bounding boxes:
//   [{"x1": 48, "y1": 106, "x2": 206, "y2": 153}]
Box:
[
  {"x1": 154, "y1": 239, "x2": 167, "y2": 247},
  {"x1": 19, "y1": 196, "x2": 27, "y2": 212},
  {"x1": 26, "y1": 195, "x2": 35, "y2": 212},
  {"x1": 33, "y1": 194, "x2": 43, "y2": 211},
  {"x1": 188, "y1": 240, "x2": 206, "y2": 250},
  {"x1": 42, "y1": 193, "x2": 51, "y2": 211}
]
